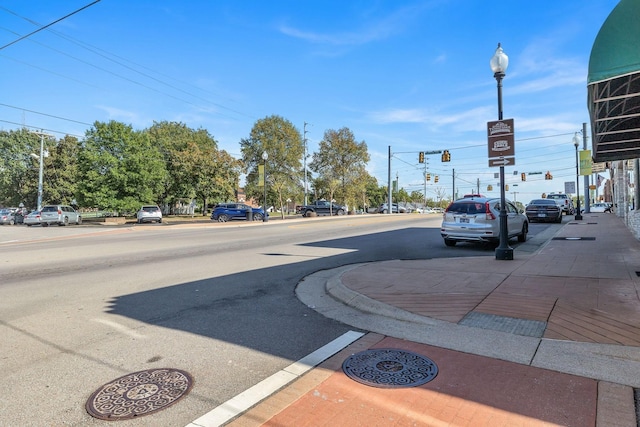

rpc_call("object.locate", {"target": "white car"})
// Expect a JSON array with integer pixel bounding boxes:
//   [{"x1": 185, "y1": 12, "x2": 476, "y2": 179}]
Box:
[
  {"x1": 590, "y1": 203, "x2": 611, "y2": 213},
  {"x1": 40, "y1": 205, "x2": 82, "y2": 226},
  {"x1": 137, "y1": 205, "x2": 163, "y2": 223},
  {"x1": 441, "y1": 196, "x2": 528, "y2": 247}
]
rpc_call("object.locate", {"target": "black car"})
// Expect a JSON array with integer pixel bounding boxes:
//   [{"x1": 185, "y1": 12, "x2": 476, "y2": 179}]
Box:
[{"x1": 525, "y1": 199, "x2": 562, "y2": 223}]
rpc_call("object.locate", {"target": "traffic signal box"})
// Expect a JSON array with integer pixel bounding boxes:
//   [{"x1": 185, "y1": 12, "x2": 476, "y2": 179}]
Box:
[
  {"x1": 434, "y1": 176, "x2": 439, "y2": 183},
  {"x1": 419, "y1": 152, "x2": 425, "y2": 163},
  {"x1": 521, "y1": 172, "x2": 526, "y2": 181},
  {"x1": 544, "y1": 171, "x2": 553, "y2": 180},
  {"x1": 426, "y1": 173, "x2": 431, "y2": 181},
  {"x1": 441, "y1": 150, "x2": 451, "y2": 162}
]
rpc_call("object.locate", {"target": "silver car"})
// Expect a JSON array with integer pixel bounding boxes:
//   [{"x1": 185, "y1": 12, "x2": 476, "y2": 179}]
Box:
[
  {"x1": 137, "y1": 205, "x2": 162, "y2": 223},
  {"x1": 440, "y1": 196, "x2": 528, "y2": 247},
  {"x1": 24, "y1": 210, "x2": 42, "y2": 226},
  {"x1": 0, "y1": 209, "x2": 15, "y2": 225},
  {"x1": 40, "y1": 205, "x2": 82, "y2": 226}
]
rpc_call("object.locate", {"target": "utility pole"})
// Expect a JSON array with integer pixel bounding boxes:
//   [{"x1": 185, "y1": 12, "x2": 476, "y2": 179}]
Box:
[
  {"x1": 303, "y1": 122, "x2": 309, "y2": 206},
  {"x1": 387, "y1": 146, "x2": 392, "y2": 214}
]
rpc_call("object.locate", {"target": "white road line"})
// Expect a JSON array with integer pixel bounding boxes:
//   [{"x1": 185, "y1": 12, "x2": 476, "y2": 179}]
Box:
[{"x1": 186, "y1": 330, "x2": 364, "y2": 427}]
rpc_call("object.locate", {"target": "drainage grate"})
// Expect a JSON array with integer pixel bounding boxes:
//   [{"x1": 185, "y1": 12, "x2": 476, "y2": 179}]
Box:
[
  {"x1": 86, "y1": 368, "x2": 193, "y2": 421},
  {"x1": 552, "y1": 237, "x2": 596, "y2": 241},
  {"x1": 459, "y1": 311, "x2": 547, "y2": 337},
  {"x1": 342, "y1": 349, "x2": 438, "y2": 388}
]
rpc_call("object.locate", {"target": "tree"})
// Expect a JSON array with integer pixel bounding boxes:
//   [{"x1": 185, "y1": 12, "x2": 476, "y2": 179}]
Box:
[
  {"x1": 0, "y1": 128, "x2": 45, "y2": 208},
  {"x1": 309, "y1": 127, "x2": 370, "y2": 210},
  {"x1": 45, "y1": 135, "x2": 79, "y2": 206},
  {"x1": 240, "y1": 115, "x2": 303, "y2": 219},
  {"x1": 147, "y1": 121, "x2": 241, "y2": 215},
  {"x1": 78, "y1": 120, "x2": 167, "y2": 213}
]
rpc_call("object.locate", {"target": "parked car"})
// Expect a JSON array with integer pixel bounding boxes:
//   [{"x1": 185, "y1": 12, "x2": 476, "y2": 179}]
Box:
[
  {"x1": 377, "y1": 203, "x2": 407, "y2": 214},
  {"x1": 590, "y1": 202, "x2": 612, "y2": 213},
  {"x1": 13, "y1": 207, "x2": 28, "y2": 224},
  {"x1": 440, "y1": 196, "x2": 528, "y2": 247},
  {"x1": 137, "y1": 205, "x2": 163, "y2": 223},
  {"x1": 211, "y1": 203, "x2": 266, "y2": 222},
  {"x1": 546, "y1": 193, "x2": 575, "y2": 215},
  {"x1": 24, "y1": 210, "x2": 42, "y2": 226},
  {"x1": 525, "y1": 199, "x2": 562, "y2": 223},
  {"x1": 40, "y1": 205, "x2": 82, "y2": 226},
  {"x1": 0, "y1": 208, "x2": 15, "y2": 225}
]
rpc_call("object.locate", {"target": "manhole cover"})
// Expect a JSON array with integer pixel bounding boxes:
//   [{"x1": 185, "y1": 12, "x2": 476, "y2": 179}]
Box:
[
  {"x1": 342, "y1": 349, "x2": 438, "y2": 388},
  {"x1": 86, "y1": 368, "x2": 193, "y2": 421}
]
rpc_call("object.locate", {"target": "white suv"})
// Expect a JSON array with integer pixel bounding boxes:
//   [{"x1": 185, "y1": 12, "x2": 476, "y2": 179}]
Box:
[
  {"x1": 441, "y1": 196, "x2": 528, "y2": 247},
  {"x1": 137, "y1": 205, "x2": 162, "y2": 223},
  {"x1": 546, "y1": 193, "x2": 575, "y2": 215}
]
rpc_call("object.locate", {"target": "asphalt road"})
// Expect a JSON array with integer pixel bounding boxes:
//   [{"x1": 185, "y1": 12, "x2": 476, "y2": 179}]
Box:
[{"x1": 0, "y1": 214, "x2": 558, "y2": 426}]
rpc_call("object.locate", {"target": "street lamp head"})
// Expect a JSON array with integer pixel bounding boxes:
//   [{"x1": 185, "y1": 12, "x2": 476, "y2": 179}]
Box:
[
  {"x1": 490, "y1": 43, "x2": 509, "y2": 76},
  {"x1": 262, "y1": 151, "x2": 268, "y2": 161},
  {"x1": 573, "y1": 132, "x2": 581, "y2": 148}
]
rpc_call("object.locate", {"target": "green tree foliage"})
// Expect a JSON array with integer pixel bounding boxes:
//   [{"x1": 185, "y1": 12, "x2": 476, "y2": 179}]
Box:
[
  {"x1": 78, "y1": 120, "x2": 167, "y2": 213},
  {"x1": 309, "y1": 127, "x2": 370, "y2": 209},
  {"x1": 45, "y1": 135, "x2": 79, "y2": 205},
  {"x1": 0, "y1": 129, "x2": 42, "y2": 207},
  {"x1": 147, "y1": 121, "x2": 241, "y2": 215},
  {"x1": 240, "y1": 115, "x2": 303, "y2": 218}
]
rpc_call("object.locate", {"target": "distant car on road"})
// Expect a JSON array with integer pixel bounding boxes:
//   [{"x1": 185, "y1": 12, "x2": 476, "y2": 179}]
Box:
[
  {"x1": 525, "y1": 199, "x2": 562, "y2": 223},
  {"x1": 211, "y1": 203, "x2": 266, "y2": 222},
  {"x1": 40, "y1": 205, "x2": 82, "y2": 226},
  {"x1": 137, "y1": 205, "x2": 163, "y2": 223},
  {"x1": 0, "y1": 208, "x2": 15, "y2": 225},
  {"x1": 441, "y1": 196, "x2": 528, "y2": 247},
  {"x1": 377, "y1": 203, "x2": 408, "y2": 214},
  {"x1": 24, "y1": 210, "x2": 42, "y2": 226},
  {"x1": 546, "y1": 193, "x2": 575, "y2": 215},
  {"x1": 296, "y1": 200, "x2": 346, "y2": 217},
  {"x1": 590, "y1": 203, "x2": 612, "y2": 213}
]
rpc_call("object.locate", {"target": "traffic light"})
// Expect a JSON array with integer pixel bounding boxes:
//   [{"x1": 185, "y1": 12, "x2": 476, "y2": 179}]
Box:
[
  {"x1": 505, "y1": 184, "x2": 509, "y2": 191},
  {"x1": 419, "y1": 151, "x2": 425, "y2": 163},
  {"x1": 441, "y1": 150, "x2": 451, "y2": 162},
  {"x1": 426, "y1": 173, "x2": 431, "y2": 181},
  {"x1": 434, "y1": 175, "x2": 439, "y2": 183},
  {"x1": 545, "y1": 171, "x2": 553, "y2": 180},
  {"x1": 521, "y1": 172, "x2": 526, "y2": 181},
  {"x1": 487, "y1": 185, "x2": 493, "y2": 191}
]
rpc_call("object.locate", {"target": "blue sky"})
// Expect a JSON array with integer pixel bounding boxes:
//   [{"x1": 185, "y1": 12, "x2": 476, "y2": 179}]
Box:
[{"x1": 0, "y1": 1, "x2": 620, "y2": 203}]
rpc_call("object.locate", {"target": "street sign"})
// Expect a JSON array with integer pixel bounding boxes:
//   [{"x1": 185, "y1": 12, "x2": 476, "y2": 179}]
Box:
[
  {"x1": 565, "y1": 181, "x2": 576, "y2": 194},
  {"x1": 487, "y1": 118, "x2": 515, "y2": 167},
  {"x1": 488, "y1": 157, "x2": 515, "y2": 167}
]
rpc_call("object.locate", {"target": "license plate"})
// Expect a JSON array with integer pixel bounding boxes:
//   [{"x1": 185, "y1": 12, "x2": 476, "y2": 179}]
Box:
[
  {"x1": 538, "y1": 213, "x2": 546, "y2": 217},
  {"x1": 459, "y1": 217, "x2": 469, "y2": 223}
]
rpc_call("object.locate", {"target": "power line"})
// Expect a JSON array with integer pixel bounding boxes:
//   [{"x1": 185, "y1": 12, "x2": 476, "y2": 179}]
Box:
[{"x1": 0, "y1": 1, "x2": 101, "y2": 51}]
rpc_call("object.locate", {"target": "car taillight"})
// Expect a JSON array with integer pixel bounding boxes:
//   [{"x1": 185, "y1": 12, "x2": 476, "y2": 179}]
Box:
[
  {"x1": 485, "y1": 202, "x2": 496, "y2": 220},
  {"x1": 57, "y1": 209, "x2": 62, "y2": 214}
]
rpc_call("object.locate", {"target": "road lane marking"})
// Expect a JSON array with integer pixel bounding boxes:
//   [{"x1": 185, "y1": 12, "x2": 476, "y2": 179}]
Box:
[{"x1": 186, "y1": 330, "x2": 365, "y2": 427}]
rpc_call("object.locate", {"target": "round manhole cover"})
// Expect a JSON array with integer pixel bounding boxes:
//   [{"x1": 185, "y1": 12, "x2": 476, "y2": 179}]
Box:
[
  {"x1": 342, "y1": 348, "x2": 438, "y2": 388},
  {"x1": 86, "y1": 368, "x2": 193, "y2": 421}
]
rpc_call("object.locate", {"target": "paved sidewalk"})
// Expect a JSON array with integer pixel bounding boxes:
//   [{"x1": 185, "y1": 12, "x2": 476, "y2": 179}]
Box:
[{"x1": 227, "y1": 213, "x2": 640, "y2": 426}]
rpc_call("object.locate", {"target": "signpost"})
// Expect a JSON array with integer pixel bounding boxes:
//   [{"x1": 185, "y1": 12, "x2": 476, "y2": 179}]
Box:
[{"x1": 487, "y1": 119, "x2": 515, "y2": 167}]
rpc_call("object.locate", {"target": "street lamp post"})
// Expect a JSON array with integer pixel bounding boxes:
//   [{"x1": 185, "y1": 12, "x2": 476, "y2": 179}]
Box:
[
  {"x1": 262, "y1": 151, "x2": 268, "y2": 222},
  {"x1": 573, "y1": 133, "x2": 583, "y2": 220},
  {"x1": 490, "y1": 43, "x2": 514, "y2": 260}
]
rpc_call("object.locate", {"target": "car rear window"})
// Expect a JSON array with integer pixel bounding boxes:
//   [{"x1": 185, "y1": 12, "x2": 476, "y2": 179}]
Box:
[
  {"x1": 530, "y1": 200, "x2": 556, "y2": 206},
  {"x1": 42, "y1": 206, "x2": 58, "y2": 212},
  {"x1": 142, "y1": 206, "x2": 158, "y2": 212},
  {"x1": 446, "y1": 202, "x2": 487, "y2": 214}
]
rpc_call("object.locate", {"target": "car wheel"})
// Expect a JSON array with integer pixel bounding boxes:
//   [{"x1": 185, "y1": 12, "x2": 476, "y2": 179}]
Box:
[
  {"x1": 336, "y1": 209, "x2": 345, "y2": 216},
  {"x1": 444, "y1": 239, "x2": 456, "y2": 247},
  {"x1": 518, "y1": 223, "x2": 528, "y2": 242},
  {"x1": 218, "y1": 214, "x2": 229, "y2": 222},
  {"x1": 60, "y1": 217, "x2": 69, "y2": 226},
  {"x1": 76, "y1": 216, "x2": 82, "y2": 225},
  {"x1": 382, "y1": 209, "x2": 388, "y2": 214},
  {"x1": 158, "y1": 218, "x2": 162, "y2": 223},
  {"x1": 253, "y1": 213, "x2": 263, "y2": 221},
  {"x1": 9, "y1": 219, "x2": 14, "y2": 225}
]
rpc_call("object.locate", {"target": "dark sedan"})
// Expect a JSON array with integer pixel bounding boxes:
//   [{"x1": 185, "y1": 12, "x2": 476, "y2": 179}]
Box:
[
  {"x1": 211, "y1": 203, "x2": 266, "y2": 222},
  {"x1": 525, "y1": 199, "x2": 562, "y2": 223}
]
